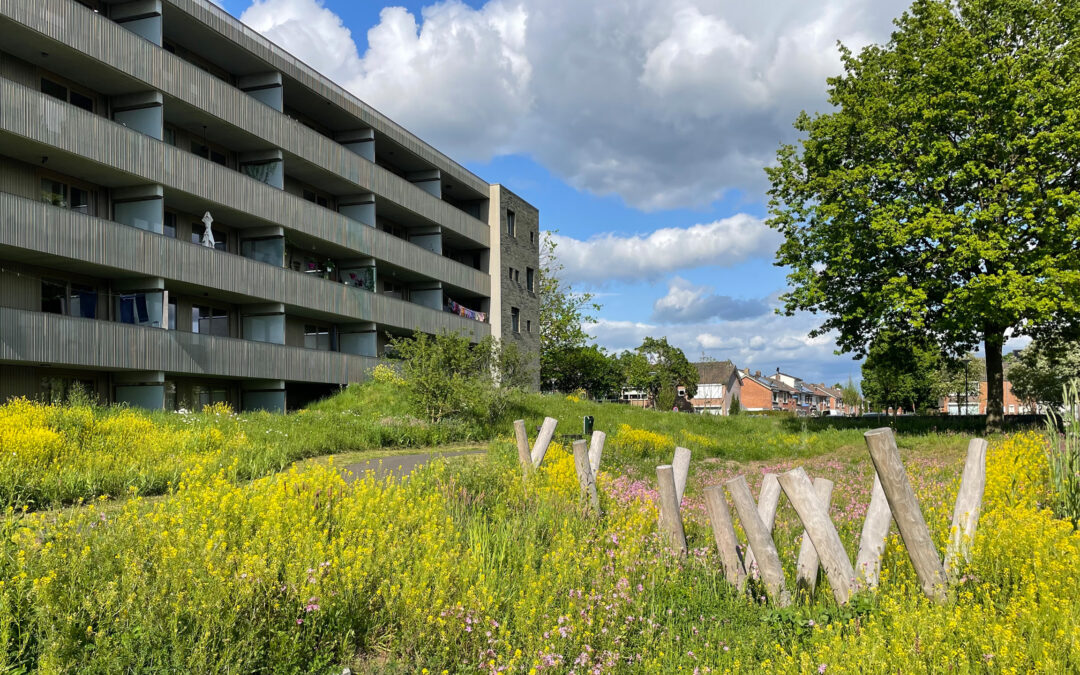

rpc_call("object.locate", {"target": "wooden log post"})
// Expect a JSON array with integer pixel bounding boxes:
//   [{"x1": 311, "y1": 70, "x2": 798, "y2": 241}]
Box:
[
  {"x1": 864, "y1": 427, "x2": 947, "y2": 602},
  {"x1": 779, "y1": 470, "x2": 855, "y2": 605},
  {"x1": 672, "y1": 446, "x2": 692, "y2": 504},
  {"x1": 588, "y1": 430, "x2": 606, "y2": 477},
  {"x1": 945, "y1": 438, "x2": 988, "y2": 578},
  {"x1": 726, "y1": 475, "x2": 790, "y2": 607},
  {"x1": 656, "y1": 465, "x2": 687, "y2": 557},
  {"x1": 854, "y1": 473, "x2": 892, "y2": 588},
  {"x1": 743, "y1": 473, "x2": 781, "y2": 575},
  {"x1": 704, "y1": 484, "x2": 746, "y2": 589},
  {"x1": 513, "y1": 419, "x2": 532, "y2": 472},
  {"x1": 573, "y1": 439, "x2": 601, "y2": 515},
  {"x1": 793, "y1": 477, "x2": 835, "y2": 597},
  {"x1": 530, "y1": 417, "x2": 559, "y2": 468}
]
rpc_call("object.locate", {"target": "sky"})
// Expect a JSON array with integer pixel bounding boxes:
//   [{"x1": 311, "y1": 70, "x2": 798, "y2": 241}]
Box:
[{"x1": 211, "y1": 0, "x2": 927, "y2": 386}]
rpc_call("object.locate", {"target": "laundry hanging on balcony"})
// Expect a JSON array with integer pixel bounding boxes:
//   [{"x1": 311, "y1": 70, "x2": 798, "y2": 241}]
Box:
[
  {"x1": 201, "y1": 211, "x2": 216, "y2": 248},
  {"x1": 446, "y1": 298, "x2": 485, "y2": 322}
]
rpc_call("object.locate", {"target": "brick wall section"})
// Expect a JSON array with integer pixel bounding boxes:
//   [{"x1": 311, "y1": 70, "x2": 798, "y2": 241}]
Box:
[
  {"x1": 496, "y1": 186, "x2": 541, "y2": 389},
  {"x1": 739, "y1": 378, "x2": 773, "y2": 410}
]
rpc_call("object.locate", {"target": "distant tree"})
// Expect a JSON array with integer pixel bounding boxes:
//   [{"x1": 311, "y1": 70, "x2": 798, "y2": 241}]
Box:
[
  {"x1": 538, "y1": 231, "x2": 601, "y2": 389},
  {"x1": 729, "y1": 396, "x2": 741, "y2": 416},
  {"x1": 622, "y1": 337, "x2": 698, "y2": 407},
  {"x1": 1009, "y1": 341, "x2": 1080, "y2": 408},
  {"x1": 841, "y1": 376, "x2": 862, "y2": 410},
  {"x1": 656, "y1": 384, "x2": 677, "y2": 412},
  {"x1": 766, "y1": 0, "x2": 1080, "y2": 431},
  {"x1": 860, "y1": 332, "x2": 947, "y2": 414},
  {"x1": 547, "y1": 344, "x2": 623, "y2": 400}
]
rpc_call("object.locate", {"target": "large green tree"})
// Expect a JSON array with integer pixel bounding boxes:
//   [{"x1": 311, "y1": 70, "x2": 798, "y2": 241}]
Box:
[
  {"x1": 538, "y1": 231, "x2": 601, "y2": 389},
  {"x1": 766, "y1": 0, "x2": 1080, "y2": 430},
  {"x1": 621, "y1": 337, "x2": 699, "y2": 406},
  {"x1": 860, "y1": 331, "x2": 947, "y2": 413}
]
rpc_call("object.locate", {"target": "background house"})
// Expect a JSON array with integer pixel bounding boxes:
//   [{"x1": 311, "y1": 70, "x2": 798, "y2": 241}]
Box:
[{"x1": 687, "y1": 360, "x2": 741, "y2": 415}]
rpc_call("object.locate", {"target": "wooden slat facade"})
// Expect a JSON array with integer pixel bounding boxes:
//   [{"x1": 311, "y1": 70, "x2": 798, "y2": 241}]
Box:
[
  {"x1": 169, "y1": 0, "x2": 493, "y2": 198},
  {"x1": 0, "y1": 192, "x2": 491, "y2": 340},
  {"x1": 0, "y1": 0, "x2": 491, "y2": 246},
  {"x1": 0, "y1": 306, "x2": 381, "y2": 383},
  {"x1": 0, "y1": 78, "x2": 489, "y2": 297}
]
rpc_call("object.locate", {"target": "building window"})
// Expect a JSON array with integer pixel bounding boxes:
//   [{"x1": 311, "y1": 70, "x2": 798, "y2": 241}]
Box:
[
  {"x1": 526, "y1": 319, "x2": 531, "y2": 332},
  {"x1": 41, "y1": 279, "x2": 97, "y2": 318},
  {"x1": 116, "y1": 291, "x2": 164, "y2": 327},
  {"x1": 163, "y1": 211, "x2": 177, "y2": 238},
  {"x1": 506, "y1": 210, "x2": 516, "y2": 237},
  {"x1": 41, "y1": 178, "x2": 93, "y2": 215},
  {"x1": 530, "y1": 231, "x2": 534, "y2": 244},
  {"x1": 526, "y1": 267, "x2": 534, "y2": 292},
  {"x1": 41, "y1": 77, "x2": 94, "y2": 113},
  {"x1": 508, "y1": 266, "x2": 514, "y2": 280},
  {"x1": 511, "y1": 306, "x2": 520, "y2": 333},
  {"x1": 192, "y1": 305, "x2": 229, "y2": 336},
  {"x1": 168, "y1": 297, "x2": 177, "y2": 330},
  {"x1": 192, "y1": 141, "x2": 227, "y2": 166},
  {"x1": 302, "y1": 189, "x2": 330, "y2": 208},
  {"x1": 304, "y1": 324, "x2": 332, "y2": 351}
]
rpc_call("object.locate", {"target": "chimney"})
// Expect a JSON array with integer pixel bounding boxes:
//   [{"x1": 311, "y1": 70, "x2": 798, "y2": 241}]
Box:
[{"x1": 755, "y1": 370, "x2": 761, "y2": 377}]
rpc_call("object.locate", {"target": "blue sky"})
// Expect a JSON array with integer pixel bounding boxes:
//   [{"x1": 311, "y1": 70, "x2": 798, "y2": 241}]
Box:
[{"x1": 215, "y1": 0, "x2": 923, "y2": 386}]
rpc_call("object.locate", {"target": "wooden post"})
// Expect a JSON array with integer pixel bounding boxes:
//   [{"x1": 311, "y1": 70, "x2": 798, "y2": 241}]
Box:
[
  {"x1": 588, "y1": 430, "x2": 606, "y2": 477},
  {"x1": 573, "y1": 439, "x2": 600, "y2": 515},
  {"x1": 779, "y1": 470, "x2": 855, "y2": 605},
  {"x1": 743, "y1": 473, "x2": 781, "y2": 574},
  {"x1": 726, "y1": 475, "x2": 790, "y2": 607},
  {"x1": 672, "y1": 446, "x2": 692, "y2": 504},
  {"x1": 704, "y1": 485, "x2": 746, "y2": 589},
  {"x1": 945, "y1": 438, "x2": 988, "y2": 578},
  {"x1": 530, "y1": 417, "x2": 558, "y2": 468},
  {"x1": 864, "y1": 427, "x2": 947, "y2": 602},
  {"x1": 793, "y1": 477, "x2": 835, "y2": 597},
  {"x1": 657, "y1": 465, "x2": 687, "y2": 557},
  {"x1": 513, "y1": 419, "x2": 531, "y2": 472},
  {"x1": 855, "y1": 473, "x2": 892, "y2": 588}
]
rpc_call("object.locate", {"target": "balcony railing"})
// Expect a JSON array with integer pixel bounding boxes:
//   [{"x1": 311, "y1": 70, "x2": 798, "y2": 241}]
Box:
[
  {"x1": 0, "y1": 307, "x2": 379, "y2": 384},
  {"x1": 0, "y1": 192, "x2": 491, "y2": 341}
]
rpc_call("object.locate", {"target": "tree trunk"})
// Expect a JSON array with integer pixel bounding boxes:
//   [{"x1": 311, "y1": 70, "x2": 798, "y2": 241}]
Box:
[{"x1": 984, "y1": 329, "x2": 1005, "y2": 433}]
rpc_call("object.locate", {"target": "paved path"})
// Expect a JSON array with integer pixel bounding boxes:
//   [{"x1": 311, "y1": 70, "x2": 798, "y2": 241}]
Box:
[{"x1": 341, "y1": 450, "x2": 483, "y2": 482}]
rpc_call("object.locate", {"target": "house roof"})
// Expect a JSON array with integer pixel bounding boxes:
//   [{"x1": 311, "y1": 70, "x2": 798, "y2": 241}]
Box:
[
  {"x1": 692, "y1": 360, "x2": 738, "y2": 385},
  {"x1": 766, "y1": 375, "x2": 799, "y2": 393}
]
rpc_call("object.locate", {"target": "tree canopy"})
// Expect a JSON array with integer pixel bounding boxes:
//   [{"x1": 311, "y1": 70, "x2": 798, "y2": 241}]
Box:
[
  {"x1": 622, "y1": 337, "x2": 699, "y2": 403},
  {"x1": 538, "y1": 231, "x2": 601, "y2": 390},
  {"x1": 766, "y1": 0, "x2": 1080, "y2": 429},
  {"x1": 860, "y1": 331, "x2": 946, "y2": 413},
  {"x1": 1008, "y1": 340, "x2": 1080, "y2": 407}
]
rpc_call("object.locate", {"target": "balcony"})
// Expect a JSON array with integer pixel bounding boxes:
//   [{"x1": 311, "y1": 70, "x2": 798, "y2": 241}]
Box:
[
  {"x1": 0, "y1": 77, "x2": 490, "y2": 298},
  {"x1": 0, "y1": 192, "x2": 491, "y2": 341},
  {"x1": 0, "y1": 306, "x2": 378, "y2": 384}
]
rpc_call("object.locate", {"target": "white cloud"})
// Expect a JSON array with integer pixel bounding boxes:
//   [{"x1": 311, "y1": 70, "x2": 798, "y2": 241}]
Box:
[
  {"x1": 548, "y1": 214, "x2": 781, "y2": 285},
  {"x1": 236, "y1": 0, "x2": 909, "y2": 210},
  {"x1": 651, "y1": 277, "x2": 769, "y2": 323},
  {"x1": 586, "y1": 311, "x2": 860, "y2": 386}
]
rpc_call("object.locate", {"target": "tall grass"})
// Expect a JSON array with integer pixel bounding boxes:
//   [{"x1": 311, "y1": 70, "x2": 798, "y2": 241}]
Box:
[{"x1": 1046, "y1": 380, "x2": 1080, "y2": 526}]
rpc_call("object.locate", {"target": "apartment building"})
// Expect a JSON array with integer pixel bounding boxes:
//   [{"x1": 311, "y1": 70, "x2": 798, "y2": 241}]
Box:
[{"x1": 0, "y1": 0, "x2": 540, "y2": 410}]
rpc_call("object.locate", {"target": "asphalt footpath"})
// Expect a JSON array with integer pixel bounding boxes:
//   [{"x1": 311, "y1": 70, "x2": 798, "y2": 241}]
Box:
[{"x1": 341, "y1": 450, "x2": 483, "y2": 481}]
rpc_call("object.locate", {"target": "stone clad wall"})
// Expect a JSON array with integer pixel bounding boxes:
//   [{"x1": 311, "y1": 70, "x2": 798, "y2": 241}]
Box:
[{"x1": 496, "y1": 187, "x2": 541, "y2": 390}]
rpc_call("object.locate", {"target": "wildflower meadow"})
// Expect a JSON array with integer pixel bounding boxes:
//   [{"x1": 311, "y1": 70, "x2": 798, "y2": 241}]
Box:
[{"x1": 0, "y1": 386, "x2": 1076, "y2": 672}]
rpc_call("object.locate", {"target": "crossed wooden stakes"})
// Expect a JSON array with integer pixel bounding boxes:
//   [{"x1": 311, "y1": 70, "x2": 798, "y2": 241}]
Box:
[
  {"x1": 657, "y1": 427, "x2": 988, "y2": 606},
  {"x1": 514, "y1": 418, "x2": 606, "y2": 516}
]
